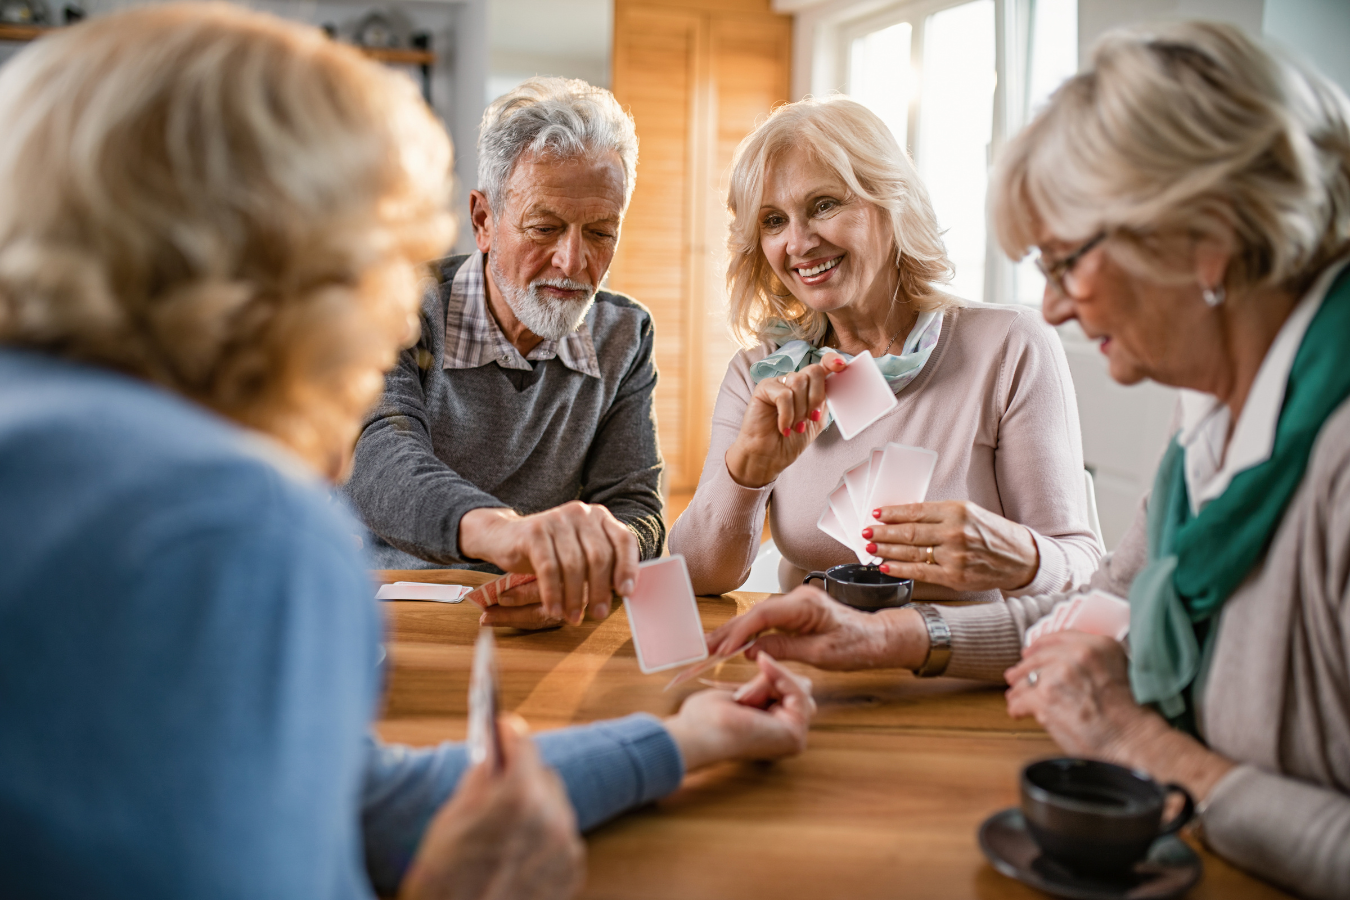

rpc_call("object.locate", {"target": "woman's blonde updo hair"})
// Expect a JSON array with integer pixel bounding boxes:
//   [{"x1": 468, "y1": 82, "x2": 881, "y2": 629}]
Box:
[
  {"x1": 0, "y1": 3, "x2": 455, "y2": 477},
  {"x1": 991, "y1": 20, "x2": 1350, "y2": 295},
  {"x1": 726, "y1": 96, "x2": 954, "y2": 348}
]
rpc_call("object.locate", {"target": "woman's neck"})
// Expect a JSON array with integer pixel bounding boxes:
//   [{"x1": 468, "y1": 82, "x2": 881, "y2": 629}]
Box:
[
  {"x1": 1207, "y1": 284, "x2": 1301, "y2": 425},
  {"x1": 822, "y1": 270, "x2": 919, "y2": 357}
]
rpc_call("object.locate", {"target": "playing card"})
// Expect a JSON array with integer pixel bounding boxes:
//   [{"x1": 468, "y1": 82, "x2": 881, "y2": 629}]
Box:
[
  {"x1": 1023, "y1": 590, "x2": 1130, "y2": 647},
  {"x1": 866, "y1": 443, "x2": 938, "y2": 515},
  {"x1": 375, "y1": 582, "x2": 472, "y2": 602},
  {"x1": 864, "y1": 448, "x2": 885, "y2": 506},
  {"x1": 625, "y1": 555, "x2": 708, "y2": 674},
  {"x1": 828, "y1": 481, "x2": 876, "y2": 564},
  {"x1": 466, "y1": 573, "x2": 539, "y2": 609},
  {"x1": 1063, "y1": 590, "x2": 1131, "y2": 642},
  {"x1": 824, "y1": 351, "x2": 898, "y2": 440},
  {"x1": 664, "y1": 638, "x2": 756, "y2": 691},
  {"x1": 816, "y1": 503, "x2": 853, "y2": 549},
  {"x1": 467, "y1": 628, "x2": 504, "y2": 771},
  {"x1": 843, "y1": 458, "x2": 873, "y2": 524}
]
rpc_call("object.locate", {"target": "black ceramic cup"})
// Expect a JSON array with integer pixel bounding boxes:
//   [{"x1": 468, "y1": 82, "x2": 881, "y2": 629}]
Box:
[
  {"x1": 1020, "y1": 758, "x2": 1195, "y2": 876},
  {"x1": 802, "y1": 563, "x2": 913, "y2": 612}
]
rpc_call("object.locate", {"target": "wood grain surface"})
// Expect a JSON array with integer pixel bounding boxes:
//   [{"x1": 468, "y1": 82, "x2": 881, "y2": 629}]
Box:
[{"x1": 374, "y1": 569, "x2": 1292, "y2": 900}]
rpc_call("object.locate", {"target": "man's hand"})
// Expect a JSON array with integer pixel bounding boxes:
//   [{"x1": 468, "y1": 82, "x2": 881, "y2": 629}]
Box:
[
  {"x1": 704, "y1": 585, "x2": 929, "y2": 671},
  {"x1": 400, "y1": 715, "x2": 585, "y2": 900},
  {"x1": 460, "y1": 502, "x2": 638, "y2": 626},
  {"x1": 663, "y1": 653, "x2": 816, "y2": 770}
]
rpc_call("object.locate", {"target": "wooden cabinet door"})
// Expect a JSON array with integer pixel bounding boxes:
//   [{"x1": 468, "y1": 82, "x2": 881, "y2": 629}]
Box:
[{"x1": 609, "y1": 0, "x2": 790, "y2": 495}]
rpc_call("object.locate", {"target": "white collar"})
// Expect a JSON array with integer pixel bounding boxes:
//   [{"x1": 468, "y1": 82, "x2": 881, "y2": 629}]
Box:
[{"x1": 1177, "y1": 257, "x2": 1350, "y2": 514}]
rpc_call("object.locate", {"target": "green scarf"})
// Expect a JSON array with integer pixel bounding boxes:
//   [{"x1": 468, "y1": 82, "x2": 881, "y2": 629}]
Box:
[{"x1": 1129, "y1": 266, "x2": 1350, "y2": 724}]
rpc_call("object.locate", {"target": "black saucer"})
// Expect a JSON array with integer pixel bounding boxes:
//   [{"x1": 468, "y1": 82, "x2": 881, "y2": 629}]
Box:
[{"x1": 978, "y1": 808, "x2": 1202, "y2": 900}]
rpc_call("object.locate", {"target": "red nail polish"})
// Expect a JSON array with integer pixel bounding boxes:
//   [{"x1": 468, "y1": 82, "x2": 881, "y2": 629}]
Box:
[
  {"x1": 794, "y1": 421, "x2": 806, "y2": 433},
  {"x1": 809, "y1": 409, "x2": 821, "y2": 421},
  {"x1": 782, "y1": 428, "x2": 791, "y2": 436},
  {"x1": 862, "y1": 527, "x2": 873, "y2": 539},
  {"x1": 879, "y1": 564, "x2": 890, "y2": 574},
  {"x1": 872, "y1": 509, "x2": 882, "y2": 519},
  {"x1": 866, "y1": 542, "x2": 877, "y2": 554}
]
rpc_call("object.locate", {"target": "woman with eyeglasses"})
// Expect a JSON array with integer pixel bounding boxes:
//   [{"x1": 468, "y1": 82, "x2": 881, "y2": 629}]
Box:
[
  {"x1": 707, "y1": 22, "x2": 1350, "y2": 897},
  {"x1": 669, "y1": 96, "x2": 1104, "y2": 602}
]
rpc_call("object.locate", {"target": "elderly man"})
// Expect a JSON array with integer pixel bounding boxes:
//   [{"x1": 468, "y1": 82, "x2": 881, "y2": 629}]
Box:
[{"x1": 345, "y1": 77, "x2": 661, "y2": 629}]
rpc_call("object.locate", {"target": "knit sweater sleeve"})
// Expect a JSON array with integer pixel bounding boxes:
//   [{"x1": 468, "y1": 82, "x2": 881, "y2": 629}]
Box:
[
  {"x1": 937, "y1": 492, "x2": 1150, "y2": 681},
  {"x1": 344, "y1": 284, "x2": 505, "y2": 565},
  {"x1": 668, "y1": 349, "x2": 773, "y2": 595},
  {"x1": 361, "y1": 714, "x2": 684, "y2": 896},
  {"x1": 579, "y1": 303, "x2": 666, "y2": 560},
  {"x1": 992, "y1": 310, "x2": 1105, "y2": 597}
]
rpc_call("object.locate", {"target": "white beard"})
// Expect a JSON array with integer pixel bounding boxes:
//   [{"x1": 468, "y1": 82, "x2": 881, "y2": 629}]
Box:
[{"x1": 489, "y1": 255, "x2": 597, "y2": 341}]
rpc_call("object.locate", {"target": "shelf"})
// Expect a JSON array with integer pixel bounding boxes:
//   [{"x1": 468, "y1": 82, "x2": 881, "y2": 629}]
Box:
[
  {"x1": 0, "y1": 24, "x2": 436, "y2": 67},
  {"x1": 358, "y1": 46, "x2": 436, "y2": 65},
  {"x1": 0, "y1": 23, "x2": 50, "y2": 41}
]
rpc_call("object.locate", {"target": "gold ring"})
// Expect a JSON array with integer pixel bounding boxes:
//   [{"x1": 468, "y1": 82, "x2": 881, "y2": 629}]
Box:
[{"x1": 925, "y1": 545, "x2": 936, "y2": 566}]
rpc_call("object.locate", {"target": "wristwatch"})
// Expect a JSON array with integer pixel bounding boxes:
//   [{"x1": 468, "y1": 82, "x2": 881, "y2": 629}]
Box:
[{"x1": 904, "y1": 602, "x2": 952, "y2": 677}]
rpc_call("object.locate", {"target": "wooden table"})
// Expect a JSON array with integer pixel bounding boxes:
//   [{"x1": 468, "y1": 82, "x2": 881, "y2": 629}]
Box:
[{"x1": 376, "y1": 569, "x2": 1291, "y2": 900}]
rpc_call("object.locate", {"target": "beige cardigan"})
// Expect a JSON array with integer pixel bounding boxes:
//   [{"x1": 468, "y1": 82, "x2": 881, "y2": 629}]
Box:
[
  {"x1": 670, "y1": 302, "x2": 1104, "y2": 600},
  {"x1": 940, "y1": 399, "x2": 1350, "y2": 899}
]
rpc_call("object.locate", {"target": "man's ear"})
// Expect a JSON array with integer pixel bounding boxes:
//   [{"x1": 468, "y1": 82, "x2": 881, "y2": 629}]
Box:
[{"x1": 469, "y1": 190, "x2": 494, "y2": 254}]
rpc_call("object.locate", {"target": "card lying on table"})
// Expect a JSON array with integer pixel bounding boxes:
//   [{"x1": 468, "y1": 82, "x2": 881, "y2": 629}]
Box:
[
  {"x1": 625, "y1": 555, "x2": 708, "y2": 674},
  {"x1": 824, "y1": 351, "x2": 898, "y2": 440},
  {"x1": 1023, "y1": 590, "x2": 1131, "y2": 647},
  {"x1": 375, "y1": 582, "x2": 472, "y2": 603}
]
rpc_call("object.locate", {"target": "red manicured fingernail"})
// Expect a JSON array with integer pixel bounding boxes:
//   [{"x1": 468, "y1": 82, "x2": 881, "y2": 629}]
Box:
[
  {"x1": 783, "y1": 428, "x2": 791, "y2": 436},
  {"x1": 866, "y1": 542, "x2": 877, "y2": 554},
  {"x1": 862, "y1": 527, "x2": 873, "y2": 539},
  {"x1": 809, "y1": 409, "x2": 821, "y2": 421},
  {"x1": 794, "y1": 421, "x2": 806, "y2": 433},
  {"x1": 872, "y1": 509, "x2": 882, "y2": 519},
  {"x1": 879, "y1": 564, "x2": 890, "y2": 574}
]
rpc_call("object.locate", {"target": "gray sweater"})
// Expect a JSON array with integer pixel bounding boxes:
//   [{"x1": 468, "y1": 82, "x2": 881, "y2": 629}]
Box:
[
  {"x1": 345, "y1": 255, "x2": 665, "y2": 570},
  {"x1": 938, "y1": 398, "x2": 1350, "y2": 900}
]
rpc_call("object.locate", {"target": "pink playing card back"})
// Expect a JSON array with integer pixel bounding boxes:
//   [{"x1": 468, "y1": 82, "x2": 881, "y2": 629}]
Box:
[
  {"x1": 816, "y1": 503, "x2": 852, "y2": 549},
  {"x1": 626, "y1": 555, "x2": 708, "y2": 674},
  {"x1": 843, "y1": 458, "x2": 872, "y2": 523},
  {"x1": 866, "y1": 443, "x2": 938, "y2": 513},
  {"x1": 827, "y1": 481, "x2": 875, "y2": 564},
  {"x1": 825, "y1": 352, "x2": 898, "y2": 440}
]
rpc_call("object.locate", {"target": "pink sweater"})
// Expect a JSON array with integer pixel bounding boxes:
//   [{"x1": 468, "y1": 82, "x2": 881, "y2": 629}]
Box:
[{"x1": 669, "y1": 302, "x2": 1103, "y2": 601}]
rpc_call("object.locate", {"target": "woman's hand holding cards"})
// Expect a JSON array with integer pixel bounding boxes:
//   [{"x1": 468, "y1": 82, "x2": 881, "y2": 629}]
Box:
[
  {"x1": 725, "y1": 354, "x2": 846, "y2": 489},
  {"x1": 865, "y1": 500, "x2": 1041, "y2": 593},
  {"x1": 663, "y1": 654, "x2": 817, "y2": 771}
]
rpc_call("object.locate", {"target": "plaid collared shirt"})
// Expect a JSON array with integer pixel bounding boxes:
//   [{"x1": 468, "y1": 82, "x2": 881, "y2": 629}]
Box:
[{"x1": 442, "y1": 251, "x2": 601, "y2": 378}]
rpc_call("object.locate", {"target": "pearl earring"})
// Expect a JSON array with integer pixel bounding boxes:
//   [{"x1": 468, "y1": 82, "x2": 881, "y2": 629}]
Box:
[{"x1": 1202, "y1": 285, "x2": 1226, "y2": 307}]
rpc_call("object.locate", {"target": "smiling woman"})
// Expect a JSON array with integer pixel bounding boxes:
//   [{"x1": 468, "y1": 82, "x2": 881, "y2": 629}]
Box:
[{"x1": 668, "y1": 96, "x2": 1104, "y2": 603}]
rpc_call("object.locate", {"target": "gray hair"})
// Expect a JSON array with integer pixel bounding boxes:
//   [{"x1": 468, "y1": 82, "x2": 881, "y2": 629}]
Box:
[
  {"x1": 477, "y1": 76, "x2": 639, "y2": 214},
  {"x1": 991, "y1": 20, "x2": 1350, "y2": 295}
]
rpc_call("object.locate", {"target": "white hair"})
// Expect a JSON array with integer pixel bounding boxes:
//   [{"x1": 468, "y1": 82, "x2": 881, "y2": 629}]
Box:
[
  {"x1": 477, "y1": 76, "x2": 639, "y2": 213},
  {"x1": 991, "y1": 20, "x2": 1350, "y2": 294}
]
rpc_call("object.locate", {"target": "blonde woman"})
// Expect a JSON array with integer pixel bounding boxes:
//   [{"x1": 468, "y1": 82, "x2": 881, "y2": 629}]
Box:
[
  {"x1": 0, "y1": 6, "x2": 814, "y2": 898},
  {"x1": 670, "y1": 97, "x2": 1102, "y2": 600},
  {"x1": 710, "y1": 22, "x2": 1350, "y2": 897}
]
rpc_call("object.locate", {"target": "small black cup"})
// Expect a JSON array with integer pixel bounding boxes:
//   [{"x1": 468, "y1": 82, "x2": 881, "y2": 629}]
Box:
[
  {"x1": 1021, "y1": 758, "x2": 1195, "y2": 876},
  {"x1": 803, "y1": 563, "x2": 913, "y2": 612}
]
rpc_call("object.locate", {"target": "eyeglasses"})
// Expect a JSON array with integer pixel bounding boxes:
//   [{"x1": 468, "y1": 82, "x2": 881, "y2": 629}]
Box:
[{"x1": 1035, "y1": 231, "x2": 1106, "y2": 298}]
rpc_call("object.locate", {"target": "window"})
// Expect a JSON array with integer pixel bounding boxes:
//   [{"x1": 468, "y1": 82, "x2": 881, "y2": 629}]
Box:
[{"x1": 838, "y1": 0, "x2": 1077, "y2": 305}]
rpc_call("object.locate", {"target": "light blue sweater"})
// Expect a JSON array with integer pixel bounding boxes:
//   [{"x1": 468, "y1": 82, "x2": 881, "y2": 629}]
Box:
[{"x1": 0, "y1": 350, "x2": 683, "y2": 899}]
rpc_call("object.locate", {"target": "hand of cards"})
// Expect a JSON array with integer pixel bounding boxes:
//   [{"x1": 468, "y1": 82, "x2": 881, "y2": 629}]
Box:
[
  {"x1": 818, "y1": 442, "x2": 937, "y2": 564},
  {"x1": 1023, "y1": 590, "x2": 1131, "y2": 647},
  {"x1": 466, "y1": 573, "x2": 539, "y2": 609}
]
